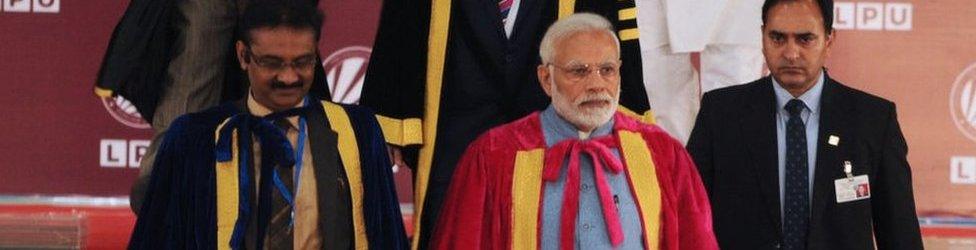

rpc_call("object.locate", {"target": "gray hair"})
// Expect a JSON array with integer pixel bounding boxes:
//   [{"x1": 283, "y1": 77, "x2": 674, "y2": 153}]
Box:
[{"x1": 539, "y1": 13, "x2": 621, "y2": 64}]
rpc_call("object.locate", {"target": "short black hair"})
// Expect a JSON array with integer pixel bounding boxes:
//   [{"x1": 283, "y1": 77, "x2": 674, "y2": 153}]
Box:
[
  {"x1": 762, "y1": 0, "x2": 834, "y2": 34},
  {"x1": 238, "y1": 0, "x2": 324, "y2": 45}
]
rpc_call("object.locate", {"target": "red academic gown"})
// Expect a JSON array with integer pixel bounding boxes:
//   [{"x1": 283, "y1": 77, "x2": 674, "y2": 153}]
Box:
[{"x1": 429, "y1": 111, "x2": 717, "y2": 250}]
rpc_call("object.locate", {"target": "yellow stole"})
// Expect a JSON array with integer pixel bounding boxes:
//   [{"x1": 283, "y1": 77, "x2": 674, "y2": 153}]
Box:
[
  {"x1": 510, "y1": 131, "x2": 662, "y2": 249},
  {"x1": 215, "y1": 101, "x2": 369, "y2": 249}
]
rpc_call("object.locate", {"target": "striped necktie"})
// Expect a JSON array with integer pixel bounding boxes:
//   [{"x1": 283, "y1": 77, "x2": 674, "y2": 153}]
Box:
[
  {"x1": 266, "y1": 118, "x2": 296, "y2": 249},
  {"x1": 499, "y1": 0, "x2": 513, "y2": 26}
]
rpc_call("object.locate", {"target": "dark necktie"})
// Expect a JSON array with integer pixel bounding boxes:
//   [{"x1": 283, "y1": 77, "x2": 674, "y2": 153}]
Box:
[
  {"x1": 266, "y1": 118, "x2": 295, "y2": 249},
  {"x1": 783, "y1": 99, "x2": 809, "y2": 250}
]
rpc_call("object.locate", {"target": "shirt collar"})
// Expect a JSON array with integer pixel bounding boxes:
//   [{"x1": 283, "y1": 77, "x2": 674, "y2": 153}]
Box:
[
  {"x1": 772, "y1": 70, "x2": 825, "y2": 115},
  {"x1": 247, "y1": 91, "x2": 305, "y2": 129}
]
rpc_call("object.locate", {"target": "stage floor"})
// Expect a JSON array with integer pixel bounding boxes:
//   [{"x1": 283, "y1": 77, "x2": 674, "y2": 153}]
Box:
[{"x1": 0, "y1": 196, "x2": 971, "y2": 249}]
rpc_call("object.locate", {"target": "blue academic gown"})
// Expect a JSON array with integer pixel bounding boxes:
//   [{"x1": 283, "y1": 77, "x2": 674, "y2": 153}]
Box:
[{"x1": 128, "y1": 99, "x2": 408, "y2": 249}]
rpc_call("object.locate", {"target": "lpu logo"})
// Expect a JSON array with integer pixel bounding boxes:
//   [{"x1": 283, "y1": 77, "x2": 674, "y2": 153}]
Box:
[
  {"x1": 950, "y1": 63, "x2": 976, "y2": 145},
  {"x1": 101, "y1": 95, "x2": 151, "y2": 129},
  {"x1": 833, "y1": 2, "x2": 911, "y2": 31},
  {"x1": 323, "y1": 46, "x2": 371, "y2": 104},
  {"x1": 949, "y1": 62, "x2": 976, "y2": 184},
  {"x1": 1, "y1": 0, "x2": 58, "y2": 13}
]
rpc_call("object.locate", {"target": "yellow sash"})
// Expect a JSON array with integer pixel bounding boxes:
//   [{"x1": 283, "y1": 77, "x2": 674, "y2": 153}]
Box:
[
  {"x1": 215, "y1": 102, "x2": 370, "y2": 249},
  {"x1": 510, "y1": 131, "x2": 662, "y2": 249}
]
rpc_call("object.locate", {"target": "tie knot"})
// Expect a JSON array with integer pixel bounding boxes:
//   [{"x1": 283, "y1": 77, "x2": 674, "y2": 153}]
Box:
[
  {"x1": 265, "y1": 106, "x2": 306, "y2": 131},
  {"x1": 274, "y1": 118, "x2": 292, "y2": 132},
  {"x1": 785, "y1": 99, "x2": 806, "y2": 117}
]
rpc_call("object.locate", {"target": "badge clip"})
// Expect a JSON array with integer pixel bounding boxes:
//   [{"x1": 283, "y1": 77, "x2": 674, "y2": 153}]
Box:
[{"x1": 843, "y1": 161, "x2": 854, "y2": 179}]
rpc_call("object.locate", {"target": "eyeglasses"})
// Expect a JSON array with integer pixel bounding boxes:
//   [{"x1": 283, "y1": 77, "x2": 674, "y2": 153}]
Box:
[
  {"x1": 547, "y1": 61, "x2": 621, "y2": 81},
  {"x1": 245, "y1": 49, "x2": 318, "y2": 72}
]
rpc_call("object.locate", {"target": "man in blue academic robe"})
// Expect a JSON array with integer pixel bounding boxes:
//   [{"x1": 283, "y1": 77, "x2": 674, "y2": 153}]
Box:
[{"x1": 128, "y1": 1, "x2": 408, "y2": 249}]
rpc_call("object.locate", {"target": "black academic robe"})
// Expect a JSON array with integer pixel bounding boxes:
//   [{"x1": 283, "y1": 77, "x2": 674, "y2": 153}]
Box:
[
  {"x1": 128, "y1": 100, "x2": 408, "y2": 249},
  {"x1": 361, "y1": 0, "x2": 650, "y2": 248},
  {"x1": 93, "y1": 0, "x2": 330, "y2": 122}
]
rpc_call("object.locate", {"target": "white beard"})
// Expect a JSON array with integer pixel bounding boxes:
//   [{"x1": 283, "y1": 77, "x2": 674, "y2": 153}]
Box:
[{"x1": 549, "y1": 79, "x2": 619, "y2": 132}]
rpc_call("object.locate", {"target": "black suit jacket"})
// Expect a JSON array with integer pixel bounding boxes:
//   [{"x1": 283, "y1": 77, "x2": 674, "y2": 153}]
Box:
[{"x1": 686, "y1": 74, "x2": 923, "y2": 250}]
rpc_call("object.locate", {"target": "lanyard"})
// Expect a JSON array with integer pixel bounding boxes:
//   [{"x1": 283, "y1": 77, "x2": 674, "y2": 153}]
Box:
[{"x1": 271, "y1": 99, "x2": 308, "y2": 226}]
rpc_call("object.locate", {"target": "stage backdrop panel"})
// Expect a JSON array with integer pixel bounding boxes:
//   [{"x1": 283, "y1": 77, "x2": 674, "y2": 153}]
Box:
[
  {"x1": 0, "y1": 0, "x2": 973, "y2": 218},
  {"x1": 826, "y1": 0, "x2": 976, "y2": 216},
  {"x1": 0, "y1": 0, "x2": 145, "y2": 196}
]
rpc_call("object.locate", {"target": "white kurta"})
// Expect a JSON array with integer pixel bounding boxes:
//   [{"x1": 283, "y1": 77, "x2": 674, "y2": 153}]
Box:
[{"x1": 635, "y1": 0, "x2": 764, "y2": 144}]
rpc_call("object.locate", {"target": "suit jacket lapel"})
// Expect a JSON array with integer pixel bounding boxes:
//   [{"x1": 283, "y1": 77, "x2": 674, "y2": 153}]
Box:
[
  {"x1": 739, "y1": 78, "x2": 783, "y2": 235},
  {"x1": 810, "y1": 74, "x2": 853, "y2": 231},
  {"x1": 305, "y1": 100, "x2": 354, "y2": 249},
  {"x1": 458, "y1": 0, "x2": 507, "y2": 71},
  {"x1": 508, "y1": 0, "x2": 538, "y2": 42}
]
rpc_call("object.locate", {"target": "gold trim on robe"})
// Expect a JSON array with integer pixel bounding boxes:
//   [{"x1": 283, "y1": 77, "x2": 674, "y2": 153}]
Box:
[
  {"x1": 507, "y1": 131, "x2": 663, "y2": 249},
  {"x1": 413, "y1": 0, "x2": 453, "y2": 248},
  {"x1": 619, "y1": 131, "x2": 662, "y2": 249},
  {"x1": 94, "y1": 86, "x2": 113, "y2": 97},
  {"x1": 322, "y1": 101, "x2": 370, "y2": 250},
  {"x1": 511, "y1": 149, "x2": 545, "y2": 249},
  {"x1": 618, "y1": 28, "x2": 639, "y2": 41},
  {"x1": 376, "y1": 114, "x2": 424, "y2": 146},
  {"x1": 558, "y1": 0, "x2": 577, "y2": 19},
  {"x1": 618, "y1": 105, "x2": 657, "y2": 125},
  {"x1": 215, "y1": 119, "x2": 238, "y2": 250},
  {"x1": 618, "y1": 7, "x2": 637, "y2": 21}
]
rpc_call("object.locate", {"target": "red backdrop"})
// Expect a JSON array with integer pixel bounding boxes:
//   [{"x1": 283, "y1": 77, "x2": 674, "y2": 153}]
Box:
[{"x1": 0, "y1": 0, "x2": 973, "y2": 219}]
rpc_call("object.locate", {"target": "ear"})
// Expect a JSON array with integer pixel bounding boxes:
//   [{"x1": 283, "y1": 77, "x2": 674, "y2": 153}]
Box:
[
  {"x1": 823, "y1": 30, "x2": 835, "y2": 55},
  {"x1": 538, "y1": 64, "x2": 553, "y2": 97},
  {"x1": 235, "y1": 41, "x2": 249, "y2": 70}
]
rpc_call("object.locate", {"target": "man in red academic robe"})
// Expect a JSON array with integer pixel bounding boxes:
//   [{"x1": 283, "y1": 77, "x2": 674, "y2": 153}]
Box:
[{"x1": 430, "y1": 13, "x2": 717, "y2": 250}]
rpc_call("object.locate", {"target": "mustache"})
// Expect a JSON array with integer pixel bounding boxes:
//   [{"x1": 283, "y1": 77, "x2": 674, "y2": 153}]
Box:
[
  {"x1": 778, "y1": 61, "x2": 805, "y2": 70},
  {"x1": 270, "y1": 81, "x2": 304, "y2": 90},
  {"x1": 574, "y1": 92, "x2": 614, "y2": 106}
]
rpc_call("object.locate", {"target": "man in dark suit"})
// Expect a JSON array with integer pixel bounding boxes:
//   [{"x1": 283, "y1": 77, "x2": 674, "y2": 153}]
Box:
[{"x1": 686, "y1": 0, "x2": 923, "y2": 249}]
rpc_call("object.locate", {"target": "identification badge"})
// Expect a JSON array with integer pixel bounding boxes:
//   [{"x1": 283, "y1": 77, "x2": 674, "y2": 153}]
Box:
[{"x1": 835, "y1": 175, "x2": 870, "y2": 203}]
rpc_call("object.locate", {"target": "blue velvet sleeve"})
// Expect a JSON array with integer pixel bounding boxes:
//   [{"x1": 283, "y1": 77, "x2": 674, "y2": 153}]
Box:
[{"x1": 345, "y1": 104, "x2": 410, "y2": 250}]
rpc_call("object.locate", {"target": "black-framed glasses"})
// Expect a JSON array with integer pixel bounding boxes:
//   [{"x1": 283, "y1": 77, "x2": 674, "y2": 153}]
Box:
[
  {"x1": 245, "y1": 48, "x2": 318, "y2": 72},
  {"x1": 547, "y1": 60, "x2": 621, "y2": 81}
]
